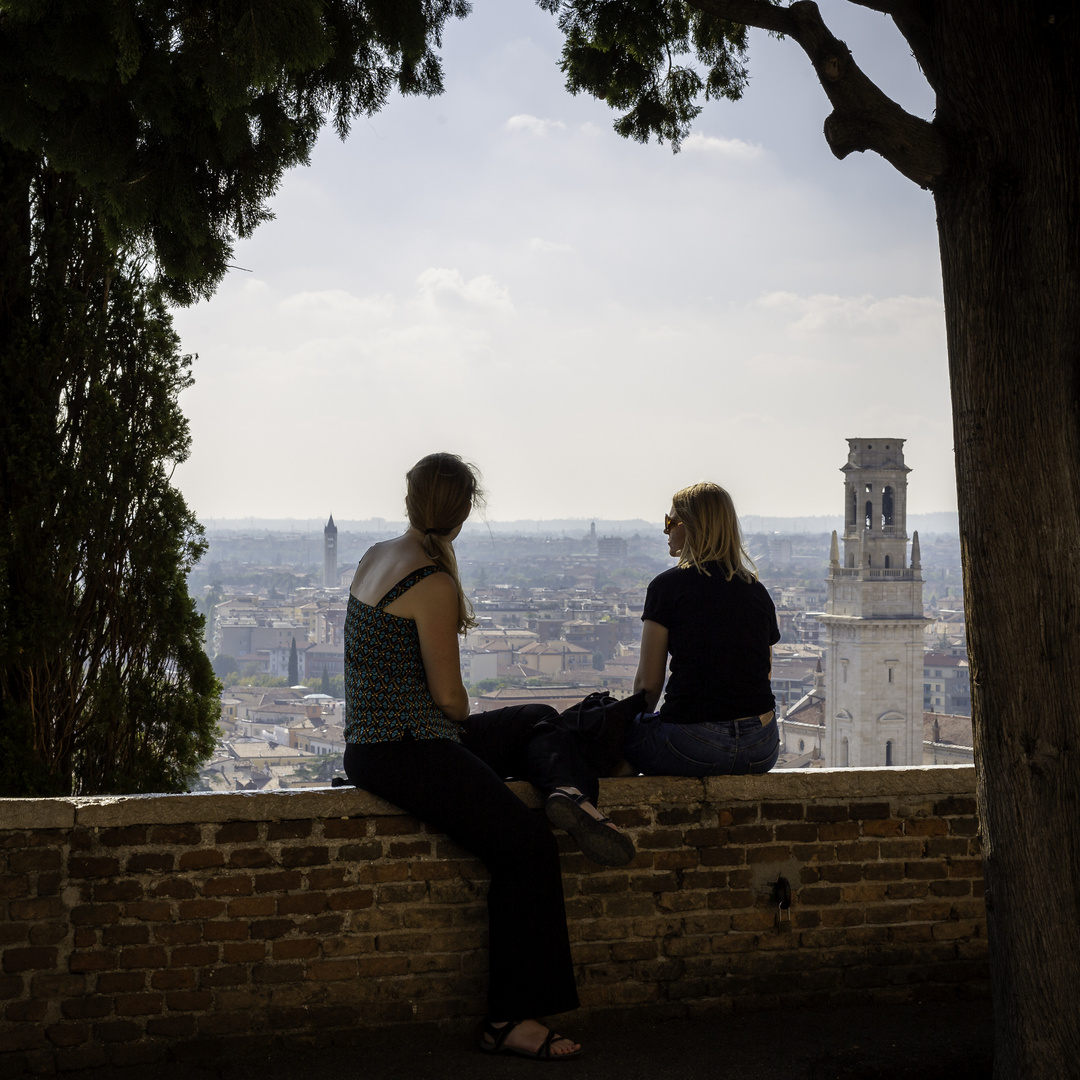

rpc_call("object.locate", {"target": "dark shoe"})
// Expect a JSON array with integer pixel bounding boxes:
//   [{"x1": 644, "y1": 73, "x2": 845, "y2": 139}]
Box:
[
  {"x1": 479, "y1": 1018, "x2": 583, "y2": 1061},
  {"x1": 545, "y1": 791, "x2": 635, "y2": 867}
]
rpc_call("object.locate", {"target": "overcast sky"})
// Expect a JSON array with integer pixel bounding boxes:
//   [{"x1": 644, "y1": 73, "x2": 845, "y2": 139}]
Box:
[{"x1": 172, "y1": 1, "x2": 953, "y2": 525}]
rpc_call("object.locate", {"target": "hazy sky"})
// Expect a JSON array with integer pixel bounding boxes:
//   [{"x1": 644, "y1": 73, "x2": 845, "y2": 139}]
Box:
[{"x1": 172, "y1": 1, "x2": 953, "y2": 524}]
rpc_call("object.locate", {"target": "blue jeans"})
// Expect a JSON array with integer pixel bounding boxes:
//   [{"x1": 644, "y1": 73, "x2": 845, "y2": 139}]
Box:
[{"x1": 624, "y1": 712, "x2": 780, "y2": 777}]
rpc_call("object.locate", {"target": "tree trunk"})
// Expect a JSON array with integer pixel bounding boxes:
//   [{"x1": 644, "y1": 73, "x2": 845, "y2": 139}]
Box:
[{"x1": 932, "y1": 4, "x2": 1080, "y2": 1075}]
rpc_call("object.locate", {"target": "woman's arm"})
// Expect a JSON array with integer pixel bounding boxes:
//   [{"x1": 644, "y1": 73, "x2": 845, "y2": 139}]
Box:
[
  {"x1": 634, "y1": 619, "x2": 670, "y2": 712},
  {"x1": 411, "y1": 572, "x2": 470, "y2": 722}
]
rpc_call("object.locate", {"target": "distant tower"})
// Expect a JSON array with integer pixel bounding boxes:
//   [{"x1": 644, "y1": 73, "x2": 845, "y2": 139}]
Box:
[
  {"x1": 323, "y1": 514, "x2": 338, "y2": 588},
  {"x1": 821, "y1": 439, "x2": 926, "y2": 766}
]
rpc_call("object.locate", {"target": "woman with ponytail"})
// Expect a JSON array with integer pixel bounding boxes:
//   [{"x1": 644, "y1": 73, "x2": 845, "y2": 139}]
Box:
[{"x1": 343, "y1": 453, "x2": 631, "y2": 1060}]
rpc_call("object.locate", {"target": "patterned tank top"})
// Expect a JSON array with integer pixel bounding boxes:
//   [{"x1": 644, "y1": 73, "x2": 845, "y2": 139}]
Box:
[{"x1": 343, "y1": 565, "x2": 463, "y2": 744}]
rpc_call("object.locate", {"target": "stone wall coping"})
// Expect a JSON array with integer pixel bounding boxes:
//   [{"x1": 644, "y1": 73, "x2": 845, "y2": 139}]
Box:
[{"x1": 0, "y1": 765, "x2": 974, "y2": 830}]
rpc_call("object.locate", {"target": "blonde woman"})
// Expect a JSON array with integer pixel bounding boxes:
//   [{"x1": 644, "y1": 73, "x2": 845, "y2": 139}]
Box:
[
  {"x1": 626, "y1": 482, "x2": 781, "y2": 776},
  {"x1": 343, "y1": 453, "x2": 632, "y2": 1061}
]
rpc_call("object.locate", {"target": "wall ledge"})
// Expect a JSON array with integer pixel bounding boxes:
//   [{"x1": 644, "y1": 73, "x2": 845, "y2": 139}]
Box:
[{"x1": 0, "y1": 765, "x2": 976, "y2": 829}]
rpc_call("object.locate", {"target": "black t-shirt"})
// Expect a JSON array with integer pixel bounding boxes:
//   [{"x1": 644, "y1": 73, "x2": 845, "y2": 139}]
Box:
[{"x1": 642, "y1": 562, "x2": 780, "y2": 724}]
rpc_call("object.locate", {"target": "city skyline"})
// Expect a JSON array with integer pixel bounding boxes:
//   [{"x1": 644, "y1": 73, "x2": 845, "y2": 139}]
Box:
[{"x1": 171, "y1": 1, "x2": 953, "y2": 523}]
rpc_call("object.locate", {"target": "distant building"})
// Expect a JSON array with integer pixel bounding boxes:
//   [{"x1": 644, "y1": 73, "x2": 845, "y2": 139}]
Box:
[
  {"x1": 597, "y1": 536, "x2": 628, "y2": 559},
  {"x1": 924, "y1": 648, "x2": 971, "y2": 716},
  {"x1": 821, "y1": 438, "x2": 927, "y2": 767},
  {"x1": 323, "y1": 514, "x2": 337, "y2": 588}
]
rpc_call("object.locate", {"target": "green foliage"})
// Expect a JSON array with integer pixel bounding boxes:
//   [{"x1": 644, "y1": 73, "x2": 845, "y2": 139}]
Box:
[
  {"x1": 289, "y1": 638, "x2": 300, "y2": 685},
  {"x1": 320, "y1": 667, "x2": 331, "y2": 695},
  {"x1": 212, "y1": 655, "x2": 240, "y2": 681},
  {"x1": 0, "y1": 0, "x2": 471, "y2": 303},
  {"x1": 539, "y1": 0, "x2": 751, "y2": 148},
  {"x1": 0, "y1": 231, "x2": 219, "y2": 794}
]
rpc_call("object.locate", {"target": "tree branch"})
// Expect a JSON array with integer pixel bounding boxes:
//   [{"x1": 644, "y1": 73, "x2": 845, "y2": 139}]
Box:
[{"x1": 691, "y1": 0, "x2": 947, "y2": 188}]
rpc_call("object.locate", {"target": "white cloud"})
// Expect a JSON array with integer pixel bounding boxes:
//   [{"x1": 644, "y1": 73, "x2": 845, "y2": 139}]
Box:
[
  {"x1": 757, "y1": 292, "x2": 944, "y2": 340},
  {"x1": 505, "y1": 113, "x2": 566, "y2": 136},
  {"x1": 527, "y1": 237, "x2": 573, "y2": 254},
  {"x1": 682, "y1": 133, "x2": 764, "y2": 159},
  {"x1": 280, "y1": 289, "x2": 394, "y2": 321},
  {"x1": 415, "y1": 268, "x2": 515, "y2": 315}
]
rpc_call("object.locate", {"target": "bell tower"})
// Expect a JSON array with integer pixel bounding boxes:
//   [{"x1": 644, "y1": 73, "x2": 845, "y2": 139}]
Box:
[
  {"x1": 822, "y1": 439, "x2": 926, "y2": 766},
  {"x1": 323, "y1": 514, "x2": 338, "y2": 588}
]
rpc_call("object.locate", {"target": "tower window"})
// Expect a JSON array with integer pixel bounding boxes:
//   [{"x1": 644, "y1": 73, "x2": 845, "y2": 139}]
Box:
[
  {"x1": 882, "y1": 485, "x2": 894, "y2": 527},
  {"x1": 885, "y1": 740, "x2": 894, "y2": 766},
  {"x1": 865, "y1": 500, "x2": 873, "y2": 530},
  {"x1": 884, "y1": 555, "x2": 891, "y2": 569}
]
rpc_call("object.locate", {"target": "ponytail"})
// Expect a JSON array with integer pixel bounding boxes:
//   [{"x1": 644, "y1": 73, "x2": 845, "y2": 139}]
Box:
[{"x1": 405, "y1": 453, "x2": 484, "y2": 635}]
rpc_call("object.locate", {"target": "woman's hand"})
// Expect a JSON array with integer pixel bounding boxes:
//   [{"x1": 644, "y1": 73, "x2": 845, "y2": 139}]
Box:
[
  {"x1": 634, "y1": 619, "x2": 669, "y2": 712},
  {"x1": 410, "y1": 571, "x2": 470, "y2": 721}
]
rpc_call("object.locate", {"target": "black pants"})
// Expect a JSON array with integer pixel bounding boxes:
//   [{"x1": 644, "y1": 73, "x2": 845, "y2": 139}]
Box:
[{"x1": 343, "y1": 704, "x2": 585, "y2": 1019}]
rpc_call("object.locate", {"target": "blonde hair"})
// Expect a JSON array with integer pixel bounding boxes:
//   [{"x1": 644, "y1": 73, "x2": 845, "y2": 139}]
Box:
[
  {"x1": 671, "y1": 482, "x2": 757, "y2": 582},
  {"x1": 405, "y1": 453, "x2": 484, "y2": 634}
]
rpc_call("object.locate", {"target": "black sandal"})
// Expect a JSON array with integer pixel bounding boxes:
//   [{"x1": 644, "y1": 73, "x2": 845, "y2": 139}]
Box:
[
  {"x1": 479, "y1": 1018, "x2": 582, "y2": 1061},
  {"x1": 545, "y1": 790, "x2": 636, "y2": 866}
]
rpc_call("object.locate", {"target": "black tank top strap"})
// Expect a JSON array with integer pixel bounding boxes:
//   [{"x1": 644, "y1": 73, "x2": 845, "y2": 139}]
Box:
[{"x1": 375, "y1": 565, "x2": 441, "y2": 609}]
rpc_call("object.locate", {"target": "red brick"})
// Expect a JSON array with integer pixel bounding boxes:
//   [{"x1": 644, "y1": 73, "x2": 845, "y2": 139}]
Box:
[
  {"x1": 371, "y1": 816, "x2": 419, "y2": 836},
  {"x1": 178, "y1": 850, "x2": 226, "y2": 871},
  {"x1": 252, "y1": 871, "x2": 303, "y2": 893},
  {"x1": 10, "y1": 896, "x2": 65, "y2": 920},
  {"x1": 761, "y1": 802, "x2": 805, "y2": 821},
  {"x1": 223, "y1": 942, "x2": 266, "y2": 963},
  {"x1": 272, "y1": 938, "x2": 320, "y2": 960},
  {"x1": 307, "y1": 960, "x2": 359, "y2": 981},
  {"x1": 3, "y1": 947, "x2": 58, "y2": 973},
  {"x1": 0, "y1": 1023, "x2": 46, "y2": 1051},
  {"x1": 250, "y1": 919, "x2": 296, "y2": 940},
  {"x1": 103, "y1": 925, "x2": 149, "y2": 946},
  {"x1": 904, "y1": 818, "x2": 948, "y2": 837},
  {"x1": 62, "y1": 995, "x2": 113, "y2": 1019},
  {"x1": 96, "y1": 972, "x2": 145, "y2": 993},
  {"x1": 150, "y1": 968, "x2": 197, "y2": 990},
  {"x1": 93, "y1": 880, "x2": 143, "y2": 902},
  {"x1": 170, "y1": 945, "x2": 219, "y2": 967},
  {"x1": 148, "y1": 824, "x2": 203, "y2": 846},
  {"x1": 204, "y1": 875, "x2": 254, "y2": 896},
  {"x1": 166, "y1": 990, "x2": 214, "y2": 1010},
  {"x1": 215, "y1": 822, "x2": 260, "y2": 843},
  {"x1": 29, "y1": 921, "x2": 67, "y2": 948},
  {"x1": 228, "y1": 896, "x2": 277, "y2": 917},
  {"x1": 150, "y1": 878, "x2": 197, "y2": 899},
  {"x1": 147, "y1": 1015, "x2": 198, "y2": 1037},
  {"x1": 69, "y1": 856, "x2": 120, "y2": 878},
  {"x1": 54, "y1": 1046, "x2": 108, "y2": 1071},
  {"x1": 228, "y1": 847, "x2": 275, "y2": 868},
  {"x1": 46, "y1": 1022, "x2": 90, "y2": 1047},
  {"x1": 389, "y1": 840, "x2": 431, "y2": 858},
  {"x1": 806, "y1": 804, "x2": 848, "y2": 823},
  {"x1": 747, "y1": 845, "x2": 792, "y2": 864},
  {"x1": 321, "y1": 819, "x2": 370, "y2": 839},
  {"x1": 177, "y1": 899, "x2": 226, "y2": 919},
  {"x1": 119, "y1": 945, "x2": 168, "y2": 968},
  {"x1": 9, "y1": 849, "x2": 62, "y2": 873},
  {"x1": 127, "y1": 853, "x2": 174, "y2": 873},
  {"x1": 338, "y1": 841, "x2": 383, "y2": 861},
  {"x1": 98, "y1": 826, "x2": 147, "y2": 848},
  {"x1": 5, "y1": 998, "x2": 48, "y2": 1022},
  {"x1": 153, "y1": 923, "x2": 202, "y2": 945},
  {"x1": 31, "y1": 973, "x2": 85, "y2": 998},
  {"x1": 71, "y1": 903, "x2": 122, "y2": 927},
  {"x1": 252, "y1": 963, "x2": 304, "y2": 983},
  {"x1": 93, "y1": 1020, "x2": 142, "y2": 1043},
  {"x1": 115, "y1": 992, "x2": 164, "y2": 1015},
  {"x1": 904, "y1": 861, "x2": 949, "y2": 880},
  {"x1": 203, "y1": 920, "x2": 249, "y2": 941},
  {"x1": 201, "y1": 967, "x2": 247, "y2": 987},
  {"x1": 863, "y1": 819, "x2": 904, "y2": 837},
  {"x1": 306, "y1": 867, "x2": 349, "y2": 889},
  {"x1": 279, "y1": 846, "x2": 330, "y2": 868},
  {"x1": 278, "y1": 892, "x2": 328, "y2": 915}
]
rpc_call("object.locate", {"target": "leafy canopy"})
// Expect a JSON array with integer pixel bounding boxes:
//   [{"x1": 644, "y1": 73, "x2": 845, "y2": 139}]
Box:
[
  {"x1": 0, "y1": 0, "x2": 470, "y2": 303},
  {"x1": 539, "y1": 0, "x2": 754, "y2": 147}
]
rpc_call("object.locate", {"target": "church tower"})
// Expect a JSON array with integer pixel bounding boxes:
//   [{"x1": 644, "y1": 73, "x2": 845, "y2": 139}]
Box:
[
  {"x1": 323, "y1": 514, "x2": 338, "y2": 588},
  {"x1": 821, "y1": 439, "x2": 926, "y2": 766}
]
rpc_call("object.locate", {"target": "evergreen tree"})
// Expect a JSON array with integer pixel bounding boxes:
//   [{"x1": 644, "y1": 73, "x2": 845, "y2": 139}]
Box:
[
  {"x1": 321, "y1": 667, "x2": 331, "y2": 696},
  {"x1": 0, "y1": 2, "x2": 468, "y2": 794},
  {"x1": 288, "y1": 638, "x2": 300, "y2": 686}
]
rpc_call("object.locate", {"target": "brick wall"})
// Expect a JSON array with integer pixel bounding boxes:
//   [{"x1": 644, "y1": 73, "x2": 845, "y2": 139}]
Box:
[{"x1": 0, "y1": 767, "x2": 987, "y2": 1074}]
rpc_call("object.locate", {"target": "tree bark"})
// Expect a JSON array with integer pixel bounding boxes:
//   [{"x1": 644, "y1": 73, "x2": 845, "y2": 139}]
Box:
[{"x1": 931, "y1": 3, "x2": 1080, "y2": 1075}]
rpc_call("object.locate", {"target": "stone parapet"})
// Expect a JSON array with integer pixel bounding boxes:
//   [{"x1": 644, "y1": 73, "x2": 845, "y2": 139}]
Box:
[{"x1": 0, "y1": 767, "x2": 987, "y2": 1074}]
